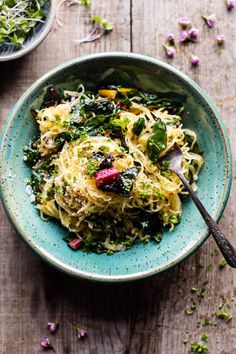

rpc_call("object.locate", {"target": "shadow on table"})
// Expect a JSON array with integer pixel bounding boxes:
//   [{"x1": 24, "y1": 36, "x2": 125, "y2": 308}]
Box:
[{"x1": 39, "y1": 248, "x2": 203, "y2": 323}]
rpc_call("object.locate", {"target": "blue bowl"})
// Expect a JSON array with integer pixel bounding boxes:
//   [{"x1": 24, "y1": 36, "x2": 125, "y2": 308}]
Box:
[{"x1": 0, "y1": 53, "x2": 232, "y2": 281}]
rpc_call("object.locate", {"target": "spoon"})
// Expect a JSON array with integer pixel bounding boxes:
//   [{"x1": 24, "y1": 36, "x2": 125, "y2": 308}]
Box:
[{"x1": 161, "y1": 145, "x2": 236, "y2": 268}]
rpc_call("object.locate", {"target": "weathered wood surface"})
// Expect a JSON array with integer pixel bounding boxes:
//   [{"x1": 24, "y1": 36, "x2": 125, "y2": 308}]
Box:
[{"x1": 1, "y1": 1, "x2": 236, "y2": 353}]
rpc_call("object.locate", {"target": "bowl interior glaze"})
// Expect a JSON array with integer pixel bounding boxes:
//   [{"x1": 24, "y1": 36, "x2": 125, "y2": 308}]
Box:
[{"x1": 0, "y1": 53, "x2": 232, "y2": 281}]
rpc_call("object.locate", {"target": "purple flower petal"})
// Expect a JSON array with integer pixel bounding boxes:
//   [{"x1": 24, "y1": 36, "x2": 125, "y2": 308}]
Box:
[
  {"x1": 226, "y1": 0, "x2": 236, "y2": 10},
  {"x1": 178, "y1": 17, "x2": 191, "y2": 28},
  {"x1": 163, "y1": 44, "x2": 176, "y2": 58},
  {"x1": 188, "y1": 28, "x2": 200, "y2": 41},
  {"x1": 47, "y1": 322, "x2": 59, "y2": 334},
  {"x1": 191, "y1": 55, "x2": 200, "y2": 67},
  {"x1": 167, "y1": 32, "x2": 175, "y2": 45},
  {"x1": 77, "y1": 328, "x2": 87, "y2": 339},
  {"x1": 202, "y1": 14, "x2": 216, "y2": 28},
  {"x1": 179, "y1": 30, "x2": 189, "y2": 43},
  {"x1": 216, "y1": 34, "x2": 225, "y2": 45},
  {"x1": 41, "y1": 337, "x2": 52, "y2": 349}
]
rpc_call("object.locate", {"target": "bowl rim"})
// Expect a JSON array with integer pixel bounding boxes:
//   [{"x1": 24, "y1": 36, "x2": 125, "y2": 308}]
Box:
[
  {"x1": 0, "y1": 52, "x2": 233, "y2": 282},
  {"x1": 0, "y1": 0, "x2": 56, "y2": 62}
]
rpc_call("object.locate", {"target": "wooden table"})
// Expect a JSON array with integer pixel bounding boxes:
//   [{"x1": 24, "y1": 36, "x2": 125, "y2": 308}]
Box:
[{"x1": 1, "y1": 1, "x2": 236, "y2": 353}]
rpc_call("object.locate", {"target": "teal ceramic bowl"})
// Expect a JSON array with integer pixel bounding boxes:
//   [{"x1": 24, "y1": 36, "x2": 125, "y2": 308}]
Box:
[{"x1": 0, "y1": 52, "x2": 232, "y2": 282}]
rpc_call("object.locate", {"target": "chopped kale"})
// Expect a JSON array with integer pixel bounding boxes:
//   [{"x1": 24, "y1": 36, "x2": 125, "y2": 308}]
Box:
[
  {"x1": 100, "y1": 167, "x2": 139, "y2": 196},
  {"x1": 41, "y1": 87, "x2": 61, "y2": 108},
  {"x1": 132, "y1": 117, "x2": 145, "y2": 136},
  {"x1": 23, "y1": 139, "x2": 40, "y2": 165},
  {"x1": 147, "y1": 118, "x2": 167, "y2": 163},
  {"x1": 185, "y1": 132, "x2": 203, "y2": 155}
]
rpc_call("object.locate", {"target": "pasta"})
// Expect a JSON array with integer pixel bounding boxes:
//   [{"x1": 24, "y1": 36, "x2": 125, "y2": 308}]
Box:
[{"x1": 24, "y1": 85, "x2": 204, "y2": 253}]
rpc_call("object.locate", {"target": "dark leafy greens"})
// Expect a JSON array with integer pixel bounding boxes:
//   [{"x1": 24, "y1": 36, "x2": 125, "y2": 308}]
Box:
[{"x1": 147, "y1": 118, "x2": 167, "y2": 163}]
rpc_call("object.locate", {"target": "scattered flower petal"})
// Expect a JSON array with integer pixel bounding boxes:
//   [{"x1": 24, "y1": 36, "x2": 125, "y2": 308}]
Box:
[
  {"x1": 163, "y1": 44, "x2": 176, "y2": 58},
  {"x1": 179, "y1": 30, "x2": 189, "y2": 43},
  {"x1": 202, "y1": 14, "x2": 216, "y2": 28},
  {"x1": 216, "y1": 34, "x2": 225, "y2": 46},
  {"x1": 77, "y1": 328, "x2": 87, "y2": 339},
  {"x1": 178, "y1": 17, "x2": 191, "y2": 28},
  {"x1": 191, "y1": 55, "x2": 200, "y2": 67},
  {"x1": 167, "y1": 32, "x2": 175, "y2": 45},
  {"x1": 188, "y1": 27, "x2": 200, "y2": 41},
  {"x1": 41, "y1": 337, "x2": 53, "y2": 350},
  {"x1": 47, "y1": 321, "x2": 59, "y2": 334},
  {"x1": 226, "y1": 0, "x2": 236, "y2": 10}
]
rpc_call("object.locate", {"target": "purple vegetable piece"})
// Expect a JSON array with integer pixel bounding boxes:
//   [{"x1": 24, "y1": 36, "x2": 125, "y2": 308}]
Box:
[{"x1": 69, "y1": 238, "x2": 83, "y2": 250}]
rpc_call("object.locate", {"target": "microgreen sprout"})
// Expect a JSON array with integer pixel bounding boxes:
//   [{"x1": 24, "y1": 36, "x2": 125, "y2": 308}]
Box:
[
  {"x1": 74, "y1": 15, "x2": 113, "y2": 44},
  {"x1": 0, "y1": 0, "x2": 47, "y2": 47}
]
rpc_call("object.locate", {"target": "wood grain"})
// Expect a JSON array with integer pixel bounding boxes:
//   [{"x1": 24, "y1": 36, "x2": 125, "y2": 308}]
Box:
[{"x1": 1, "y1": 1, "x2": 236, "y2": 353}]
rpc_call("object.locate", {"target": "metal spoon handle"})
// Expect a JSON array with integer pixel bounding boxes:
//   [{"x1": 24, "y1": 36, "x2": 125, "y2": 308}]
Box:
[{"x1": 177, "y1": 171, "x2": 236, "y2": 268}]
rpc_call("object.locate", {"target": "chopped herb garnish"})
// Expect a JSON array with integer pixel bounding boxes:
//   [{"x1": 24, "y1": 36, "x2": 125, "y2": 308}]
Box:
[
  {"x1": 191, "y1": 287, "x2": 198, "y2": 293},
  {"x1": 219, "y1": 259, "x2": 227, "y2": 269},
  {"x1": 87, "y1": 159, "x2": 100, "y2": 176},
  {"x1": 207, "y1": 263, "x2": 213, "y2": 271},
  {"x1": 198, "y1": 288, "x2": 207, "y2": 299},
  {"x1": 216, "y1": 308, "x2": 232, "y2": 322},
  {"x1": 201, "y1": 334, "x2": 208, "y2": 342},
  {"x1": 190, "y1": 341, "x2": 208, "y2": 353},
  {"x1": 202, "y1": 319, "x2": 211, "y2": 327}
]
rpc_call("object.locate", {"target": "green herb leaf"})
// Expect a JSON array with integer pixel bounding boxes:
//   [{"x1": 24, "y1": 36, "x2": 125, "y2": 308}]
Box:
[
  {"x1": 81, "y1": 0, "x2": 91, "y2": 8},
  {"x1": 190, "y1": 341, "x2": 208, "y2": 353},
  {"x1": 153, "y1": 231, "x2": 163, "y2": 243},
  {"x1": 168, "y1": 215, "x2": 180, "y2": 225},
  {"x1": 87, "y1": 160, "x2": 100, "y2": 176},
  {"x1": 112, "y1": 116, "x2": 130, "y2": 131},
  {"x1": 201, "y1": 334, "x2": 208, "y2": 342},
  {"x1": 147, "y1": 118, "x2": 167, "y2": 163},
  {"x1": 216, "y1": 308, "x2": 232, "y2": 323},
  {"x1": 219, "y1": 259, "x2": 227, "y2": 269},
  {"x1": 133, "y1": 117, "x2": 145, "y2": 136}
]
